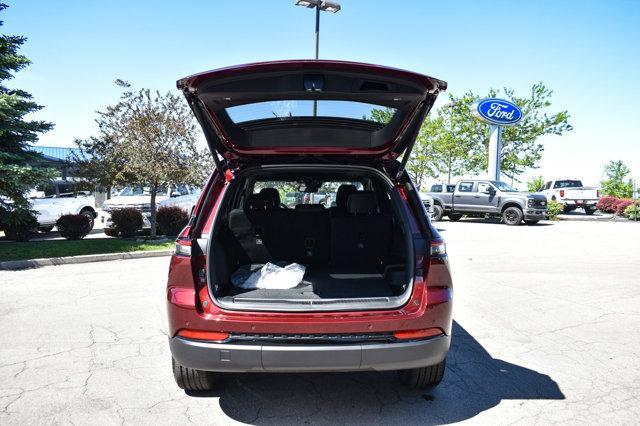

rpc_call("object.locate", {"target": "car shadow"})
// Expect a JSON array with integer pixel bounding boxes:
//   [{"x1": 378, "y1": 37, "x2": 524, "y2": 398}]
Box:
[
  {"x1": 187, "y1": 321, "x2": 564, "y2": 424},
  {"x1": 446, "y1": 218, "x2": 554, "y2": 226}
]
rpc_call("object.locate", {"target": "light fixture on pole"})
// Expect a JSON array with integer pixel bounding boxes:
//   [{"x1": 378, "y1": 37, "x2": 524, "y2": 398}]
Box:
[{"x1": 295, "y1": 0, "x2": 341, "y2": 116}]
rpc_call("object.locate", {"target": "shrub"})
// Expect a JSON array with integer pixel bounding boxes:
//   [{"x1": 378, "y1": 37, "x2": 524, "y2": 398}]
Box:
[
  {"x1": 56, "y1": 214, "x2": 91, "y2": 240},
  {"x1": 110, "y1": 208, "x2": 143, "y2": 237},
  {"x1": 596, "y1": 196, "x2": 619, "y2": 213},
  {"x1": 614, "y1": 199, "x2": 633, "y2": 214},
  {"x1": 156, "y1": 206, "x2": 189, "y2": 236},
  {"x1": 624, "y1": 203, "x2": 640, "y2": 220},
  {"x1": 0, "y1": 207, "x2": 38, "y2": 242},
  {"x1": 546, "y1": 200, "x2": 564, "y2": 220}
]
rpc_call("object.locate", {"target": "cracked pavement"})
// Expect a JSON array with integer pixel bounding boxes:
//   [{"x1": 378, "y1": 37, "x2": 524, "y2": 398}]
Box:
[{"x1": 1, "y1": 220, "x2": 639, "y2": 424}]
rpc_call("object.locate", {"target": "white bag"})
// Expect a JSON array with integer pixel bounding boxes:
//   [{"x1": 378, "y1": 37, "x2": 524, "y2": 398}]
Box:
[{"x1": 234, "y1": 263, "x2": 305, "y2": 290}]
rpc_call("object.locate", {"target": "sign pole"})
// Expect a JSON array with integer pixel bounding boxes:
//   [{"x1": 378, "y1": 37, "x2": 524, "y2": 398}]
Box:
[
  {"x1": 487, "y1": 125, "x2": 502, "y2": 181},
  {"x1": 634, "y1": 179, "x2": 638, "y2": 222}
]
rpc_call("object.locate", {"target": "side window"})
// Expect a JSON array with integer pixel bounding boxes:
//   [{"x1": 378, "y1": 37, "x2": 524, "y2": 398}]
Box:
[
  {"x1": 458, "y1": 182, "x2": 474, "y2": 192},
  {"x1": 57, "y1": 181, "x2": 75, "y2": 197},
  {"x1": 477, "y1": 182, "x2": 492, "y2": 193},
  {"x1": 431, "y1": 184, "x2": 442, "y2": 192},
  {"x1": 446, "y1": 185, "x2": 456, "y2": 193},
  {"x1": 544, "y1": 181, "x2": 552, "y2": 190}
]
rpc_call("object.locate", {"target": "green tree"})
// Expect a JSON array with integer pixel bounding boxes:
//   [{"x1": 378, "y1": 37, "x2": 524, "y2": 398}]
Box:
[
  {"x1": 600, "y1": 160, "x2": 633, "y2": 198},
  {"x1": 81, "y1": 80, "x2": 211, "y2": 236},
  {"x1": 443, "y1": 83, "x2": 572, "y2": 182},
  {"x1": 0, "y1": 4, "x2": 54, "y2": 211},
  {"x1": 527, "y1": 176, "x2": 545, "y2": 192},
  {"x1": 369, "y1": 108, "x2": 446, "y2": 189}
]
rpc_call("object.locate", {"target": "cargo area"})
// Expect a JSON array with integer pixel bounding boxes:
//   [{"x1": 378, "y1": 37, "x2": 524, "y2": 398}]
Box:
[{"x1": 206, "y1": 166, "x2": 414, "y2": 311}]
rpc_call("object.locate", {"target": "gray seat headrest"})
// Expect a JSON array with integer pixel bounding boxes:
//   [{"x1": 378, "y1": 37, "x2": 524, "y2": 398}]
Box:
[
  {"x1": 259, "y1": 188, "x2": 281, "y2": 209},
  {"x1": 246, "y1": 194, "x2": 274, "y2": 211},
  {"x1": 347, "y1": 192, "x2": 379, "y2": 215}
]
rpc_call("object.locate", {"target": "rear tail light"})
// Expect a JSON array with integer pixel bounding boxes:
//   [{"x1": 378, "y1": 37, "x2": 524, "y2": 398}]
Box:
[
  {"x1": 560, "y1": 190, "x2": 565, "y2": 197},
  {"x1": 177, "y1": 329, "x2": 229, "y2": 342},
  {"x1": 174, "y1": 226, "x2": 192, "y2": 256},
  {"x1": 430, "y1": 240, "x2": 446, "y2": 257},
  {"x1": 394, "y1": 328, "x2": 443, "y2": 340}
]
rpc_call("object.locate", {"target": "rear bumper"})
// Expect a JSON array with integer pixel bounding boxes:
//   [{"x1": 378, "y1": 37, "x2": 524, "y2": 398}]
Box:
[
  {"x1": 562, "y1": 200, "x2": 597, "y2": 207},
  {"x1": 169, "y1": 334, "x2": 450, "y2": 373}
]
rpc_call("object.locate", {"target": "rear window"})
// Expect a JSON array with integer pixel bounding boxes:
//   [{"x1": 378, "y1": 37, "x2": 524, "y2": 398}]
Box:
[
  {"x1": 226, "y1": 100, "x2": 397, "y2": 124},
  {"x1": 458, "y1": 182, "x2": 474, "y2": 192},
  {"x1": 253, "y1": 180, "x2": 364, "y2": 208},
  {"x1": 553, "y1": 180, "x2": 583, "y2": 188}
]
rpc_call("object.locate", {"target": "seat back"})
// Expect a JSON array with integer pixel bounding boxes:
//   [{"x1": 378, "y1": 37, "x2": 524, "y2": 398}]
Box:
[{"x1": 331, "y1": 191, "x2": 391, "y2": 267}]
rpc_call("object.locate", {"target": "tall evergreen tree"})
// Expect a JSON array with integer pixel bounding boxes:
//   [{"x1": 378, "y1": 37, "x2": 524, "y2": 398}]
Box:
[{"x1": 0, "y1": 3, "x2": 54, "y2": 210}]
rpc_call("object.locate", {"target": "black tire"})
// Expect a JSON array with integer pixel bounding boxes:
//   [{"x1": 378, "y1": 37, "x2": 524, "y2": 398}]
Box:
[
  {"x1": 502, "y1": 206, "x2": 523, "y2": 226},
  {"x1": 584, "y1": 207, "x2": 595, "y2": 215},
  {"x1": 448, "y1": 213, "x2": 463, "y2": 221},
  {"x1": 172, "y1": 357, "x2": 216, "y2": 391},
  {"x1": 104, "y1": 228, "x2": 119, "y2": 237},
  {"x1": 80, "y1": 209, "x2": 95, "y2": 231},
  {"x1": 562, "y1": 205, "x2": 573, "y2": 213},
  {"x1": 431, "y1": 204, "x2": 444, "y2": 221},
  {"x1": 398, "y1": 358, "x2": 446, "y2": 389},
  {"x1": 38, "y1": 226, "x2": 54, "y2": 233},
  {"x1": 524, "y1": 220, "x2": 539, "y2": 225}
]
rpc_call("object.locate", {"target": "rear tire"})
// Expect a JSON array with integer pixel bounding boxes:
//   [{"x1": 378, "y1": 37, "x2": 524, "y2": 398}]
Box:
[
  {"x1": 172, "y1": 357, "x2": 217, "y2": 391},
  {"x1": 584, "y1": 207, "x2": 595, "y2": 215},
  {"x1": 502, "y1": 207, "x2": 523, "y2": 226},
  {"x1": 432, "y1": 205, "x2": 444, "y2": 221},
  {"x1": 448, "y1": 213, "x2": 463, "y2": 222},
  {"x1": 398, "y1": 358, "x2": 446, "y2": 389}
]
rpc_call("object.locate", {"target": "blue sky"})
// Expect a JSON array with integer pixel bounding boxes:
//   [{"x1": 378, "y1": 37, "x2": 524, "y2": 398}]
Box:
[{"x1": 4, "y1": 0, "x2": 640, "y2": 186}]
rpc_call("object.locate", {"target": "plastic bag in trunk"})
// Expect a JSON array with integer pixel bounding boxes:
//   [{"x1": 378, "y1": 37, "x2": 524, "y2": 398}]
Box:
[{"x1": 232, "y1": 262, "x2": 305, "y2": 290}]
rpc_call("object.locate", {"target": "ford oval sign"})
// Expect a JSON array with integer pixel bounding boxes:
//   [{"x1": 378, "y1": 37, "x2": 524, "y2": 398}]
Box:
[{"x1": 471, "y1": 98, "x2": 523, "y2": 126}]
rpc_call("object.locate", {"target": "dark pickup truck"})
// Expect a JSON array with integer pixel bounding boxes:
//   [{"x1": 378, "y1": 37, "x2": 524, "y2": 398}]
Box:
[{"x1": 427, "y1": 180, "x2": 548, "y2": 225}]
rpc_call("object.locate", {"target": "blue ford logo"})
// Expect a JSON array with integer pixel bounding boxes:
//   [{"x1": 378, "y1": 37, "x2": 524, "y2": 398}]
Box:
[{"x1": 471, "y1": 98, "x2": 523, "y2": 126}]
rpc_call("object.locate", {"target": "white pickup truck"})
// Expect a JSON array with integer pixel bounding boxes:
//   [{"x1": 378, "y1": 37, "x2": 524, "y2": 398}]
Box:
[
  {"x1": 541, "y1": 179, "x2": 599, "y2": 215},
  {"x1": 29, "y1": 180, "x2": 97, "y2": 232}
]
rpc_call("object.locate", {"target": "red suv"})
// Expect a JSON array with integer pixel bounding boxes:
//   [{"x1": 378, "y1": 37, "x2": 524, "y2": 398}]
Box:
[{"x1": 167, "y1": 60, "x2": 453, "y2": 391}]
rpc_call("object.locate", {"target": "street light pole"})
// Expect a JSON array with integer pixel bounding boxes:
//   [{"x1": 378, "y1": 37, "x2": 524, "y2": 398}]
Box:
[
  {"x1": 315, "y1": 4, "x2": 320, "y2": 60},
  {"x1": 313, "y1": 4, "x2": 320, "y2": 116}
]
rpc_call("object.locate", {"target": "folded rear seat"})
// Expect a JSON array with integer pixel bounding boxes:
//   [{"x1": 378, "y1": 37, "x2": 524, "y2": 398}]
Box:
[{"x1": 330, "y1": 191, "x2": 392, "y2": 268}]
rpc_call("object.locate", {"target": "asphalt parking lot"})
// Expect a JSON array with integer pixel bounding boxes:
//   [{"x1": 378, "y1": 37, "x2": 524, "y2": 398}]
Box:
[{"x1": 1, "y1": 219, "x2": 639, "y2": 424}]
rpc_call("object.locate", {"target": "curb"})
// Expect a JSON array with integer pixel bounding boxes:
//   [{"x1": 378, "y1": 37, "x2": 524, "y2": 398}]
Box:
[
  {"x1": 557, "y1": 214, "x2": 620, "y2": 222},
  {"x1": 0, "y1": 249, "x2": 173, "y2": 271}
]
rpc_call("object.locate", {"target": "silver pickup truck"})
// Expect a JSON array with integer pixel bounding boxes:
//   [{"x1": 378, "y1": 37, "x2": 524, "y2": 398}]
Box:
[{"x1": 427, "y1": 180, "x2": 548, "y2": 225}]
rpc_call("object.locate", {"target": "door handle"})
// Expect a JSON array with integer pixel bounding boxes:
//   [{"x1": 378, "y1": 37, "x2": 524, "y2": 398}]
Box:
[{"x1": 455, "y1": 195, "x2": 461, "y2": 198}]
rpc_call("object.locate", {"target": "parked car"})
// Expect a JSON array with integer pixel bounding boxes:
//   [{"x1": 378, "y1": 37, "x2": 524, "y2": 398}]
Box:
[
  {"x1": 419, "y1": 192, "x2": 436, "y2": 218},
  {"x1": 28, "y1": 180, "x2": 97, "y2": 232},
  {"x1": 427, "y1": 180, "x2": 548, "y2": 225},
  {"x1": 167, "y1": 60, "x2": 453, "y2": 391},
  {"x1": 540, "y1": 179, "x2": 599, "y2": 214},
  {"x1": 425, "y1": 183, "x2": 456, "y2": 221},
  {"x1": 101, "y1": 184, "x2": 199, "y2": 234}
]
